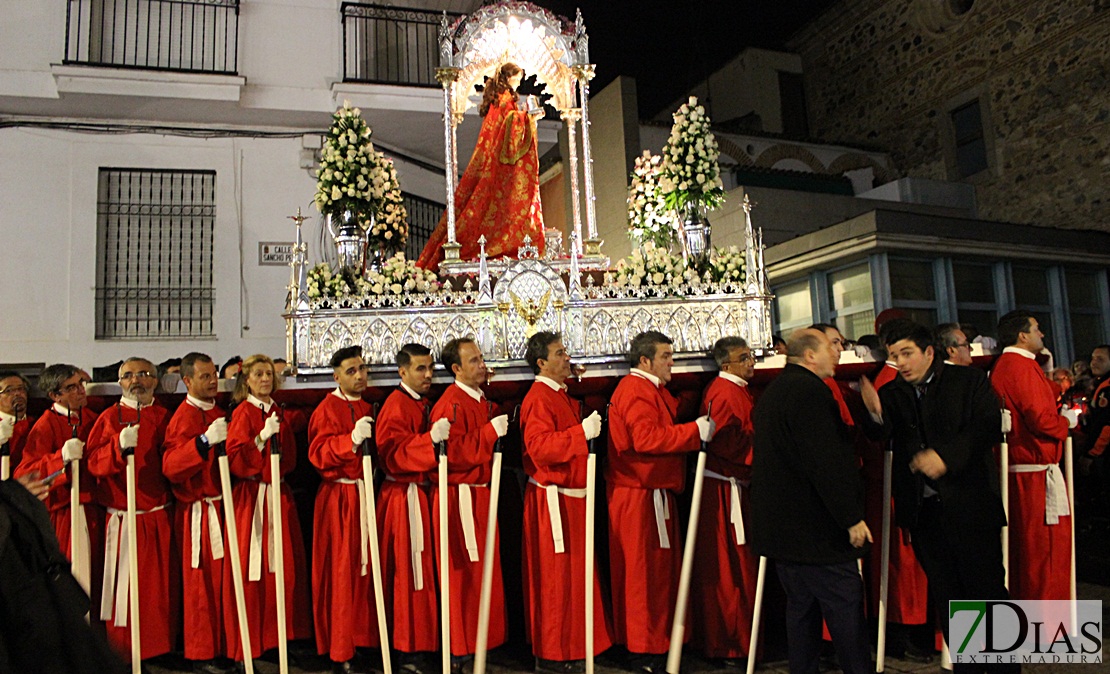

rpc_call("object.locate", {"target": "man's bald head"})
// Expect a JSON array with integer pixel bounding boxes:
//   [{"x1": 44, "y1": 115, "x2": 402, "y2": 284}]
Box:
[{"x1": 787, "y1": 328, "x2": 837, "y2": 379}]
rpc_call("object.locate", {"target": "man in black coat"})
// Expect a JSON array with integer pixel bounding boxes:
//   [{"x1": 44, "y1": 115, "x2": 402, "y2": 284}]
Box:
[
  {"x1": 860, "y1": 321, "x2": 1016, "y2": 673},
  {"x1": 752, "y1": 328, "x2": 872, "y2": 674}
]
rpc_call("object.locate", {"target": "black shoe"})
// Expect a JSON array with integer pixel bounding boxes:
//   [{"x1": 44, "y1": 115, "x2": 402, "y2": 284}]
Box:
[
  {"x1": 631, "y1": 654, "x2": 667, "y2": 674},
  {"x1": 192, "y1": 660, "x2": 236, "y2": 674},
  {"x1": 719, "y1": 658, "x2": 745, "y2": 670},
  {"x1": 334, "y1": 660, "x2": 368, "y2": 674},
  {"x1": 536, "y1": 658, "x2": 586, "y2": 674},
  {"x1": 902, "y1": 642, "x2": 936, "y2": 664}
]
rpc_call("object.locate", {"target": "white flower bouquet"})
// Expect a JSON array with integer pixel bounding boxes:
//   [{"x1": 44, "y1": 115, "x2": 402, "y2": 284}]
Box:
[
  {"x1": 627, "y1": 150, "x2": 678, "y2": 249},
  {"x1": 612, "y1": 241, "x2": 689, "y2": 295},
  {"x1": 366, "y1": 252, "x2": 441, "y2": 296},
  {"x1": 700, "y1": 245, "x2": 747, "y2": 286},
  {"x1": 659, "y1": 96, "x2": 725, "y2": 213},
  {"x1": 306, "y1": 262, "x2": 371, "y2": 301},
  {"x1": 315, "y1": 101, "x2": 409, "y2": 253}
]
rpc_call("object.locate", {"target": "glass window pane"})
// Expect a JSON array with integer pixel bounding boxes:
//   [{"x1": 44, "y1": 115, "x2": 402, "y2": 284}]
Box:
[
  {"x1": 774, "y1": 280, "x2": 813, "y2": 331},
  {"x1": 1012, "y1": 266, "x2": 1049, "y2": 306},
  {"x1": 889, "y1": 259, "x2": 935, "y2": 302},
  {"x1": 952, "y1": 101, "x2": 983, "y2": 142},
  {"x1": 953, "y1": 262, "x2": 995, "y2": 304},
  {"x1": 1066, "y1": 270, "x2": 1100, "y2": 308},
  {"x1": 897, "y1": 307, "x2": 938, "y2": 328},
  {"x1": 1070, "y1": 313, "x2": 1104, "y2": 359},
  {"x1": 836, "y1": 310, "x2": 875, "y2": 341},
  {"x1": 958, "y1": 309, "x2": 998, "y2": 339},
  {"x1": 828, "y1": 264, "x2": 873, "y2": 311},
  {"x1": 956, "y1": 137, "x2": 988, "y2": 177}
]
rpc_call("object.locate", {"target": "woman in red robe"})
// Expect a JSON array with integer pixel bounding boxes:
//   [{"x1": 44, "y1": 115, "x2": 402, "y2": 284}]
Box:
[{"x1": 417, "y1": 62, "x2": 545, "y2": 270}]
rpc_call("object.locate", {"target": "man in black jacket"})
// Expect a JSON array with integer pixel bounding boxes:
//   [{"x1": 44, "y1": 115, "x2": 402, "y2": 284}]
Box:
[
  {"x1": 752, "y1": 328, "x2": 872, "y2": 674},
  {"x1": 860, "y1": 321, "x2": 1015, "y2": 673}
]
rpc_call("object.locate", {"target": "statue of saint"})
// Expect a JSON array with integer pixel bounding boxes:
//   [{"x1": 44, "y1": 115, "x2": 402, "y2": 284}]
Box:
[{"x1": 417, "y1": 62, "x2": 545, "y2": 270}]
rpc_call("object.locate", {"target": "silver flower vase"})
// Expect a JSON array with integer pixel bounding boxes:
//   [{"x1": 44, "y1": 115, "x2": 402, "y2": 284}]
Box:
[
  {"x1": 326, "y1": 210, "x2": 372, "y2": 276},
  {"x1": 681, "y1": 201, "x2": 712, "y2": 262}
]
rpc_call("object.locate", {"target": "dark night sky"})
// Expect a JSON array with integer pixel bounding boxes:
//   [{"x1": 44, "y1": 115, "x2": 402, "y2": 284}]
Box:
[{"x1": 538, "y1": 0, "x2": 837, "y2": 118}]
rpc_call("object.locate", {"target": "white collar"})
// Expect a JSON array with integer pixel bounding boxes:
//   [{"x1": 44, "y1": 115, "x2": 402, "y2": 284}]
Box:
[
  {"x1": 247, "y1": 394, "x2": 273, "y2": 413},
  {"x1": 454, "y1": 380, "x2": 484, "y2": 403},
  {"x1": 186, "y1": 395, "x2": 216, "y2": 411},
  {"x1": 400, "y1": 382, "x2": 423, "y2": 401},
  {"x1": 53, "y1": 402, "x2": 77, "y2": 417},
  {"x1": 630, "y1": 368, "x2": 662, "y2": 388},
  {"x1": 0, "y1": 410, "x2": 15, "y2": 423},
  {"x1": 119, "y1": 396, "x2": 151, "y2": 410},
  {"x1": 331, "y1": 387, "x2": 362, "y2": 402},
  {"x1": 536, "y1": 375, "x2": 566, "y2": 392},
  {"x1": 718, "y1": 371, "x2": 748, "y2": 387},
  {"x1": 1003, "y1": 346, "x2": 1037, "y2": 360}
]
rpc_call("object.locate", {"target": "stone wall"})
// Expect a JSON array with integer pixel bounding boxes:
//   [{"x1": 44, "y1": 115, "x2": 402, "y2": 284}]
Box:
[{"x1": 788, "y1": 0, "x2": 1109, "y2": 232}]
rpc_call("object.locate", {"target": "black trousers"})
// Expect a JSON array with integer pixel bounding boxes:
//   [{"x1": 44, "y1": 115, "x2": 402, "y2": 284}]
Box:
[
  {"x1": 775, "y1": 559, "x2": 871, "y2": 674},
  {"x1": 911, "y1": 497, "x2": 1020, "y2": 674}
]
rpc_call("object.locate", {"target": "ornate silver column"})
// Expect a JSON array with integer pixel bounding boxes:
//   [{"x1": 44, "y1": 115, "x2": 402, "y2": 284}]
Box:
[
  {"x1": 437, "y1": 66, "x2": 462, "y2": 263},
  {"x1": 561, "y1": 108, "x2": 584, "y2": 254},
  {"x1": 573, "y1": 64, "x2": 603, "y2": 256}
]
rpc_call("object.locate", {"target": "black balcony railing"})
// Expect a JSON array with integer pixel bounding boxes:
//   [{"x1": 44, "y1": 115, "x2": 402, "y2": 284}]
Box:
[
  {"x1": 403, "y1": 192, "x2": 444, "y2": 260},
  {"x1": 64, "y1": 0, "x2": 239, "y2": 74},
  {"x1": 342, "y1": 3, "x2": 459, "y2": 86}
]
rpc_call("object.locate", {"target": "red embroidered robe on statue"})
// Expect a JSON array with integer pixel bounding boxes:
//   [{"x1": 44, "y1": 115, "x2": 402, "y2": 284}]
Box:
[
  {"x1": 692, "y1": 374, "x2": 760, "y2": 659},
  {"x1": 991, "y1": 349, "x2": 1072, "y2": 600},
  {"x1": 606, "y1": 371, "x2": 701, "y2": 655},
  {"x1": 416, "y1": 89, "x2": 543, "y2": 270},
  {"x1": 86, "y1": 402, "x2": 179, "y2": 661},
  {"x1": 16, "y1": 406, "x2": 105, "y2": 613},
  {"x1": 163, "y1": 398, "x2": 229, "y2": 661},
  {"x1": 519, "y1": 379, "x2": 614, "y2": 661},
  {"x1": 428, "y1": 382, "x2": 506, "y2": 655},
  {"x1": 308, "y1": 391, "x2": 380, "y2": 662},
  {"x1": 376, "y1": 386, "x2": 439, "y2": 653},
  {"x1": 224, "y1": 399, "x2": 312, "y2": 660}
]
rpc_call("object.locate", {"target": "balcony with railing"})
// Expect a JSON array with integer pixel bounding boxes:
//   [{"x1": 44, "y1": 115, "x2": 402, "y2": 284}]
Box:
[
  {"x1": 342, "y1": 3, "x2": 459, "y2": 86},
  {"x1": 64, "y1": 0, "x2": 239, "y2": 74}
]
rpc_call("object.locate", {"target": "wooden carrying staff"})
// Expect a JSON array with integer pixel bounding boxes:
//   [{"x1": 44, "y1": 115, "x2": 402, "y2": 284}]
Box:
[
  {"x1": 358, "y1": 406, "x2": 392, "y2": 674},
  {"x1": 745, "y1": 557, "x2": 768, "y2": 674},
  {"x1": 876, "y1": 449, "x2": 894, "y2": 672},
  {"x1": 438, "y1": 404, "x2": 457, "y2": 674},
  {"x1": 215, "y1": 433, "x2": 255, "y2": 674},
  {"x1": 1000, "y1": 409, "x2": 1011, "y2": 589},
  {"x1": 584, "y1": 402, "x2": 609, "y2": 674},
  {"x1": 0, "y1": 441, "x2": 8, "y2": 481},
  {"x1": 267, "y1": 409, "x2": 289, "y2": 674},
  {"x1": 666, "y1": 402, "x2": 711, "y2": 674},
  {"x1": 123, "y1": 408, "x2": 142, "y2": 674},
  {"x1": 473, "y1": 405, "x2": 516, "y2": 674},
  {"x1": 68, "y1": 411, "x2": 91, "y2": 598}
]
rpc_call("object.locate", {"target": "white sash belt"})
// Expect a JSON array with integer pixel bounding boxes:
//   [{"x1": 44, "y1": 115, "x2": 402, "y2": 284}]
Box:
[
  {"x1": 653, "y1": 488, "x2": 671, "y2": 550},
  {"x1": 190, "y1": 496, "x2": 225, "y2": 569},
  {"x1": 72, "y1": 502, "x2": 91, "y2": 593},
  {"x1": 385, "y1": 476, "x2": 428, "y2": 589},
  {"x1": 100, "y1": 503, "x2": 168, "y2": 626},
  {"x1": 247, "y1": 478, "x2": 283, "y2": 581},
  {"x1": 704, "y1": 469, "x2": 749, "y2": 546},
  {"x1": 528, "y1": 478, "x2": 586, "y2": 554},
  {"x1": 332, "y1": 478, "x2": 369, "y2": 577},
  {"x1": 457, "y1": 483, "x2": 488, "y2": 563},
  {"x1": 1009, "y1": 463, "x2": 1070, "y2": 525}
]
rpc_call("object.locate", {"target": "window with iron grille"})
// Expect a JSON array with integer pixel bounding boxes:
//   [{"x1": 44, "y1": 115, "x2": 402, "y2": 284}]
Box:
[
  {"x1": 95, "y1": 169, "x2": 215, "y2": 339},
  {"x1": 403, "y1": 192, "x2": 444, "y2": 261}
]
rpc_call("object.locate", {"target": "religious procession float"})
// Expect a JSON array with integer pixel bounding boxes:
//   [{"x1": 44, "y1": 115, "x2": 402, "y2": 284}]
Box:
[{"x1": 283, "y1": 2, "x2": 774, "y2": 378}]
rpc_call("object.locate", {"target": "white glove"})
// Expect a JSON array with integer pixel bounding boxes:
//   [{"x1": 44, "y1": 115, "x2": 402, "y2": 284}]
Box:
[
  {"x1": 581, "y1": 411, "x2": 602, "y2": 441},
  {"x1": 204, "y1": 418, "x2": 228, "y2": 445},
  {"x1": 62, "y1": 438, "x2": 84, "y2": 463},
  {"x1": 431, "y1": 417, "x2": 451, "y2": 444},
  {"x1": 853, "y1": 344, "x2": 872, "y2": 360},
  {"x1": 490, "y1": 414, "x2": 509, "y2": 438},
  {"x1": 351, "y1": 416, "x2": 374, "y2": 446},
  {"x1": 1061, "y1": 408, "x2": 1081, "y2": 429},
  {"x1": 0, "y1": 417, "x2": 13, "y2": 445},
  {"x1": 119, "y1": 425, "x2": 139, "y2": 450},
  {"x1": 695, "y1": 415, "x2": 716, "y2": 442},
  {"x1": 259, "y1": 415, "x2": 281, "y2": 443},
  {"x1": 1001, "y1": 409, "x2": 1012, "y2": 435}
]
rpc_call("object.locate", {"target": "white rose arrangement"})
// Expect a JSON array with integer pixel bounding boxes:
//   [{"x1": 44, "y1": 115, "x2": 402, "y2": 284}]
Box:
[
  {"x1": 612, "y1": 241, "x2": 688, "y2": 295},
  {"x1": 701, "y1": 245, "x2": 747, "y2": 286},
  {"x1": 659, "y1": 96, "x2": 725, "y2": 213},
  {"x1": 627, "y1": 150, "x2": 678, "y2": 249},
  {"x1": 306, "y1": 263, "x2": 370, "y2": 301},
  {"x1": 366, "y1": 252, "x2": 441, "y2": 296},
  {"x1": 307, "y1": 255, "x2": 441, "y2": 304},
  {"x1": 315, "y1": 100, "x2": 409, "y2": 253}
]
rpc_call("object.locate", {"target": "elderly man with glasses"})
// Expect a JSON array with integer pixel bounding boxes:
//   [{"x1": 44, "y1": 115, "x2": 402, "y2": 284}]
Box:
[
  {"x1": 0, "y1": 370, "x2": 34, "y2": 475},
  {"x1": 935, "y1": 323, "x2": 974, "y2": 367},
  {"x1": 87, "y1": 357, "x2": 178, "y2": 665}
]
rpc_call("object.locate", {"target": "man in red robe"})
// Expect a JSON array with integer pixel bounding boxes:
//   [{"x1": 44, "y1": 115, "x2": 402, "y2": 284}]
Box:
[
  {"x1": 308, "y1": 345, "x2": 379, "y2": 673},
  {"x1": 16, "y1": 364, "x2": 104, "y2": 614},
  {"x1": 0, "y1": 371, "x2": 34, "y2": 476},
  {"x1": 376, "y1": 343, "x2": 448, "y2": 672},
  {"x1": 519, "y1": 331, "x2": 613, "y2": 672},
  {"x1": 991, "y1": 310, "x2": 1073, "y2": 600},
  {"x1": 86, "y1": 357, "x2": 179, "y2": 663},
  {"x1": 162, "y1": 352, "x2": 234, "y2": 674},
  {"x1": 429, "y1": 337, "x2": 508, "y2": 665},
  {"x1": 607, "y1": 330, "x2": 714, "y2": 674},
  {"x1": 692, "y1": 336, "x2": 759, "y2": 665}
]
